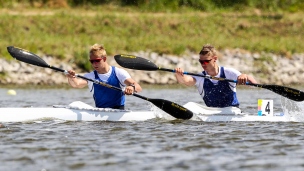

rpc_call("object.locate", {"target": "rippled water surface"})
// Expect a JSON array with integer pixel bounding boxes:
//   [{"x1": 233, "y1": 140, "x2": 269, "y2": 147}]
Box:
[{"x1": 1, "y1": 86, "x2": 304, "y2": 171}]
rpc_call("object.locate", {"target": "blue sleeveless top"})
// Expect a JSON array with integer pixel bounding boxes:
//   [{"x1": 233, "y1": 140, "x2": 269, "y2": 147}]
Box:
[
  {"x1": 202, "y1": 67, "x2": 239, "y2": 107},
  {"x1": 92, "y1": 66, "x2": 125, "y2": 108}
]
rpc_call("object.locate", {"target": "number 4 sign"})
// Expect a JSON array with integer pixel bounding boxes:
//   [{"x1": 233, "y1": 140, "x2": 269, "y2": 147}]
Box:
[{"x1": 258, "y1": 99, "x2": 273, "y2": 116}]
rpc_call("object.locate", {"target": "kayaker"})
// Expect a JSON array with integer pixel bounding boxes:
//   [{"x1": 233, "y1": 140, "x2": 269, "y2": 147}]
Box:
[
  {"x1": 66, "y1": 43, "x2": 142, "y2": 109},
  {"x1": 174, "y1": 44, "x2": 257, "y2": 108}
]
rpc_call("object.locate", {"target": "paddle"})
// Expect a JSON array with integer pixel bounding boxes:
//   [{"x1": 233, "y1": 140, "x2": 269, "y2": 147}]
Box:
[
  {"x1": 7, "y1": 46, "x2": 193, "y2": 120},
  {"x1": 114, "y1": 54, "x2": 304, "y2": 102}
]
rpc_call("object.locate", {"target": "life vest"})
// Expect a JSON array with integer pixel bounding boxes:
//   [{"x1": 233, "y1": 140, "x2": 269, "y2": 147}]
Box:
[
  {"x1": 202, "y1": 67, "x2": 239, "y2": 107},
  {"x1": 92, "y1": 66, "x2": 125, "y2": 108}
]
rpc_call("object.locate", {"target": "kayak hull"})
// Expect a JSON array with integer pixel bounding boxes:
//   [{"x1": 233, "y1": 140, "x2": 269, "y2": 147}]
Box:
[
  {"x1": 0, "y1": 101, "x2": 292, "y2": 122},
  {"x1": 0, "y1": 108, "x2": 156, "y2": 122}
]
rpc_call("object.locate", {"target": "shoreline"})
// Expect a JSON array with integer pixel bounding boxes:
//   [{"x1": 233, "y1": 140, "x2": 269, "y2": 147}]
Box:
[{"x1": 1, "y1": 49, "x2": 304, "y2": 87}]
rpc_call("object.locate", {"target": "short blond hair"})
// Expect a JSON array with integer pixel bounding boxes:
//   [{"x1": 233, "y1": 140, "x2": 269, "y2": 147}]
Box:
[
  {"x1": 199, "y1": 44, "x2": 217, "y2": 57},
  {"x1": 89, "y1": 44, "x2": 107, "y2": 57}
]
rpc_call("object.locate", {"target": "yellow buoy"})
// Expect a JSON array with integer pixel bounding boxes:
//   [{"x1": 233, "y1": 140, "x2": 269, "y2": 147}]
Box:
[{"x1": 7, "y1": 89, "x2": 17, "y2": 95}]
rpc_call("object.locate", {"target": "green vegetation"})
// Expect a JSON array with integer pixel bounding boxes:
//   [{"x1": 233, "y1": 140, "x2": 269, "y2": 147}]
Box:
[
  {"x1": 0, "y1": 1, "x2": 303, "y2": 71},
  {"x1": 1, "y1": 0, "x2": 304, "y2": 12},
  {"x1": 0, "y1": 71, "x2": 7, "y2": 80},
  {"x1": 254, "y1": 55, "x2": 276, "y2": 77}
]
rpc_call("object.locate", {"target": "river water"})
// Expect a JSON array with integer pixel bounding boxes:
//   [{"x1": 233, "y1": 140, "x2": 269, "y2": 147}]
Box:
[{"x1": 1, "y1": 86, "x2": 304, "y2": 171}]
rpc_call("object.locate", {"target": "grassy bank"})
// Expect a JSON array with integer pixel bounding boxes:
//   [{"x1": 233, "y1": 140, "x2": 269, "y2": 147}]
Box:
[{"x1": 1, "y1": 6, "x2": 303, "y2": 70}]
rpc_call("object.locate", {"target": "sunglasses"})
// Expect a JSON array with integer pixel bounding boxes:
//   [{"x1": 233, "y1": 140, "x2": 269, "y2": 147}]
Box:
[
  {"x1": 89, "y1": 58, "x2": 102, "y2": 64},
  {"x1": 198, "y1": 59, "x2": 213, "y2": 65}
]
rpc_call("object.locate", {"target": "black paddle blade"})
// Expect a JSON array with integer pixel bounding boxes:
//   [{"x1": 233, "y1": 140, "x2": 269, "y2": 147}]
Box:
[
  {"x1": 114, "y1": 54, "x2": 158, "y2": 71},
  {"x1": 260, "y1": 84, "x2": 304, "y2": 101},
  {"x1": 7, "y1": 46, "x2": 49, "y2": 68},
  {"x1": 148, "y1": 99, "x2": 193, "y2": 119}
]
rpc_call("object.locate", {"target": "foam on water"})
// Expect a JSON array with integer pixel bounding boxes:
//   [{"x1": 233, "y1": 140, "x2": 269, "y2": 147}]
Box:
[
  {"x1": 148, "y1": 103, "x2": 176, "y2": 120},
  {"x1": 281, "y1": 97, "x2": 304, "y2": 122}
]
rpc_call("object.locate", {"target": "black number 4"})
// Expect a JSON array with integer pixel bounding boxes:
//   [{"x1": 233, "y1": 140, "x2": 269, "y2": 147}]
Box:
[{"x1": 265, "y1": 102, "x2": 270, "y2": 114}]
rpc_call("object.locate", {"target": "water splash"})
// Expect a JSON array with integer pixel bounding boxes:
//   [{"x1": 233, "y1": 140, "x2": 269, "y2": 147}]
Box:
[
  {"x1": 148, "y1": 102, "x2": 176, "y2": 120},
  {"x1": 281, "y1": 96, "x2": 304, "y2": 122}
]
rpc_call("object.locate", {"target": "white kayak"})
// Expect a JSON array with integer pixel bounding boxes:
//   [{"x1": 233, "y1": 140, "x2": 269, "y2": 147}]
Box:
[
  {"x1": 184, "y1": 102, "x2": 292, "y2": 122},
  {"x1": 0, "y1": 101, "x2": 157, "y2": 122},
  {"x1": 0, "y1": 101, "x2": 292, "y2": 122}
]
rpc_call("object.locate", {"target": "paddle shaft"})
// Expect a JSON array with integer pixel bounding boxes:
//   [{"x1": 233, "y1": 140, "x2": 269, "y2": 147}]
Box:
[
  {"x1": 7, "y1": 46, "x2": 193, "y2": 119},
  {"x1": 114, "y1": 54, "x2": 304, "y2": 101},
  {"x1": 159, "y1": 67, "x2": 304, "y2": 101},
  {"x1": 160, "y1": 68, "x2": 239, "y2": 83},
  {"x1": 160, "y1": 67, "x2": 290, "y2": 87},
  {"x1": 18, "y1": 56, "x2": 153, "y2": 101},
  {"x1": 49, "y1": 66, "x2": 159, "y2": 102},
  {"x1": 53, "y1": 68, "x2": 192, "y2": 119},
  {"x1": 132, "y1": 57, "x2": 303, "y2": 99}
]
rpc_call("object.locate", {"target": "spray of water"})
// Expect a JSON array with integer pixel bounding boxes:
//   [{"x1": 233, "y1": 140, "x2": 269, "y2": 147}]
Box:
[
  {"x1": 280, "y1": 96, "x2": 304, "y2": 122},
  {"x1": 147, "y1": 102, "x2": 176, "y2": 120}
]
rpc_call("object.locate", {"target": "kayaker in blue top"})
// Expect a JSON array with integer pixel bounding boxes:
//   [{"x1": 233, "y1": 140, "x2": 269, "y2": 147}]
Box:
[
  {"x1": 66, "y1": 44, "x2": 142, "y2": 109},
  {"x1": 175, "y1": 44, "x2": 257, "y2": 108}
]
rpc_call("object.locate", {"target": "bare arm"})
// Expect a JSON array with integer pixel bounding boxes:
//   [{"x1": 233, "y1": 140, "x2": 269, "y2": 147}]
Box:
[
  {"x1": 124, "y1": 78, "x2": 142, "y2": 95},
  {"x1": 174, "y1": 68, "x2": 196, "y2": 86},
  {"x1": 237, "y1": 74, "x2": 258, "y2": 85},
  {"x1": 66, "y1": 70, "x2": 88, "y2": 88}
]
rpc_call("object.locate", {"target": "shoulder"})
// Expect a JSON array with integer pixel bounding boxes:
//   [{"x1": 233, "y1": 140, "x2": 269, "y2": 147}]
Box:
[
  {"x1": 114, "y1": 67, "x2": 129, "y2": 74},
  {"x1": 222, "y1": 66, "x2": 241, "y2": 76},
  {"x1": 84, "y1": 71, "x2": 95, "y2": 78},
  {"x1": 193, "y1": 71, "x2": 206, "y2": 81},
  {"x1": 114, "y1": 67, "x2": 131, "y2": 79},
  {"x1": 114, "y1": 66, "x2": 127, "y2": 72},
  {"x1": 193, "y1": 73, "x2": 204, "y2": 87}
]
